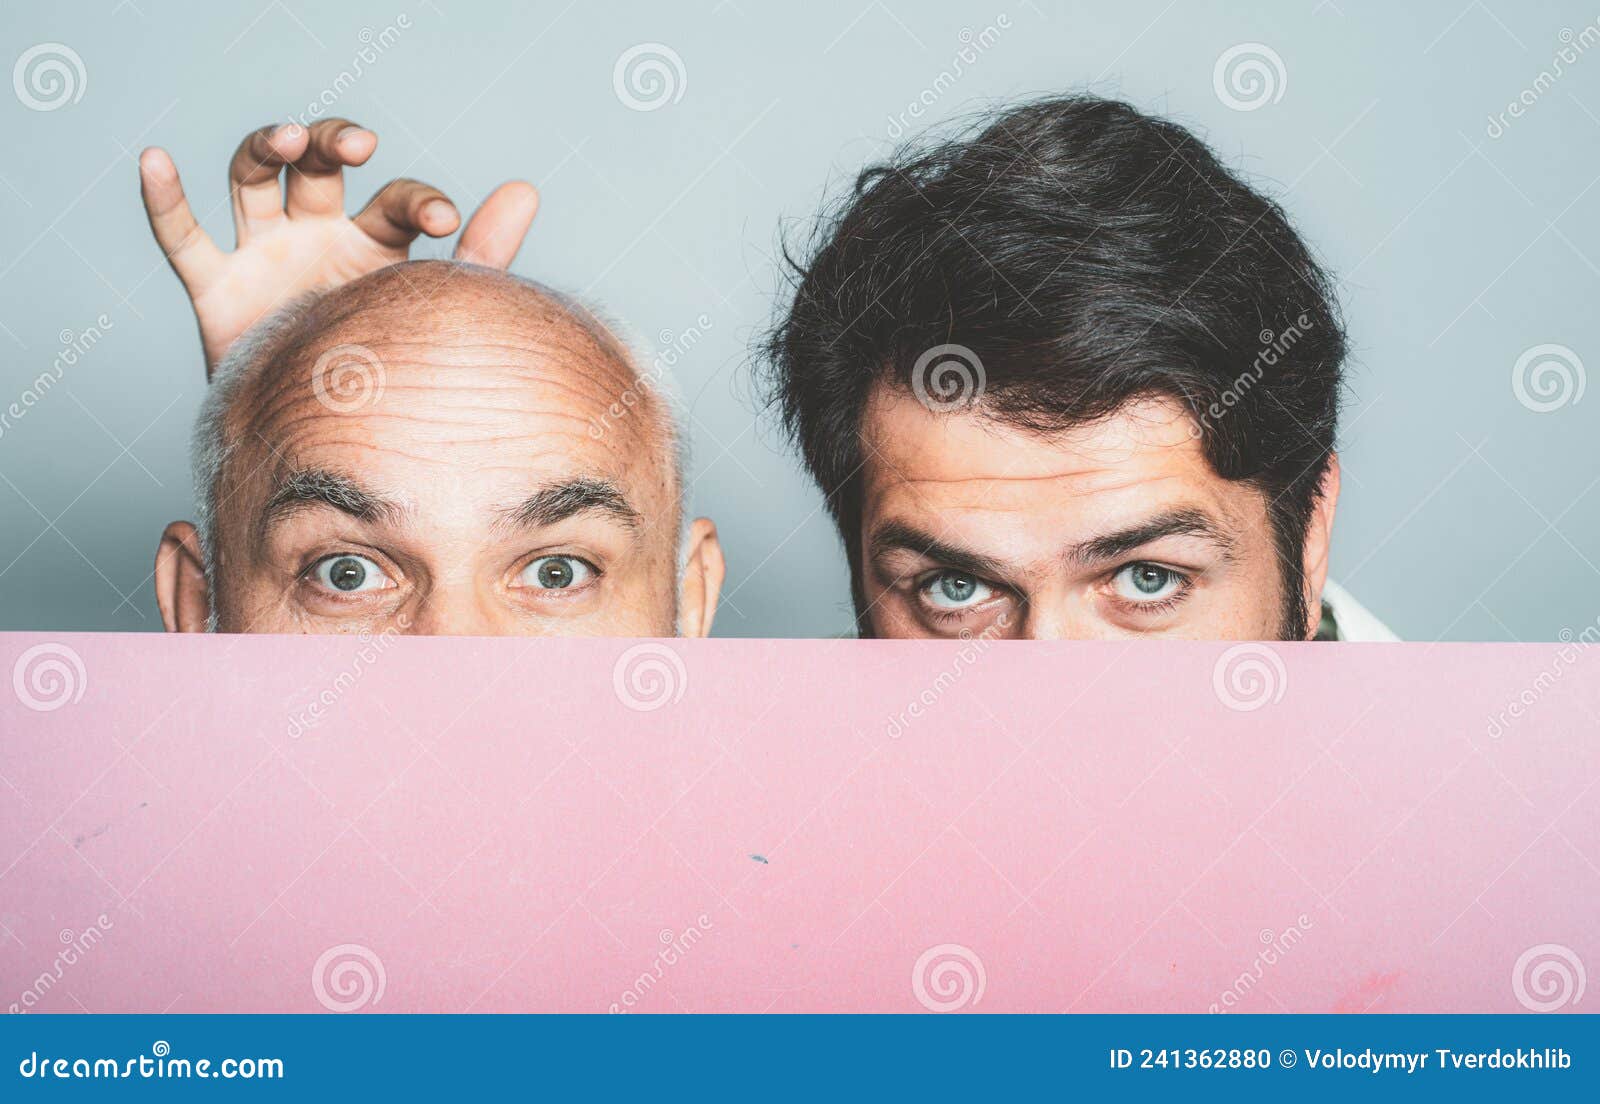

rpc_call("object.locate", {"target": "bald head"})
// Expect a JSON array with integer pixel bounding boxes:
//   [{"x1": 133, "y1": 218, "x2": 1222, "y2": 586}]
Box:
[
  {"x1": 160, "y1": 260, "x2": 722, "y2": 638},
  {"x1": 242, "y1": 259, "x2": 645, "y2": 402},
  {"x1": 198, "y1": 260, "x2": 677, "y2": 509}
]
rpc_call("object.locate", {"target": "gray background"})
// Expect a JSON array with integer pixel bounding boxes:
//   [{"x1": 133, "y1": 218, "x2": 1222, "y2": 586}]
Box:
[{"x1": 1, "y1": 0, "x2": 1596, "y2": 640}]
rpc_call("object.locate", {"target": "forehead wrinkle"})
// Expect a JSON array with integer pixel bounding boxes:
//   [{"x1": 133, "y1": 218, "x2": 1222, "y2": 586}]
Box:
[
  {"x1": 261, "y1": 321, "x2": 650, "y2": 427},
  {"x1": 210, "y1": 261, "x2": 682, "y2": 540},
  {"x1": 238, "y1": 352, "x2": 660, "y2": 482},
  {"x1": 247, "y1": 410, "x2": 653, "y2": 479},
  {"x1": 259, "y1": 344, "x2": 638, "y2": 412},
  {"x1": 233, "y1": 402, "x2": 671, "y2": 540},
  {"x1": 865, "y1": 388, "x2": 1201, "y2": 477},
  {"x1": 874, "y1": 468, "x2": 1202, "y2": 520},
  {"x1": 255, "y1": 379, "x2": 630, "y2": 430},
  {"x1": 235, "y1": 261, "x2": 642, "y2": 420}
]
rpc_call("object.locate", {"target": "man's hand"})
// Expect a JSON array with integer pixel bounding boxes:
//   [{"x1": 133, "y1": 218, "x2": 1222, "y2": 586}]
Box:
[{"x1": 139, "y1": 118, "x2": 539, "y2": 375}]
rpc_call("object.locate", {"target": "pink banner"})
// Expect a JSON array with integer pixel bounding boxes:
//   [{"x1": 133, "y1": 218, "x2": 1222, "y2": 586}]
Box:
[{"x1": 2, "y1": 633, "x2": 1595, "y2": 1014}]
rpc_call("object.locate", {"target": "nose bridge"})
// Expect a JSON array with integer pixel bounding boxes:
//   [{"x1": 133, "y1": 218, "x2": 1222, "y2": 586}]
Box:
[
  {"x1": 1022, "y1": 605, "x2": 1069, "y2": 640},
  {"x1": 1019, "y1": 583, "x2": 1080, "y2": 640},
  {"x1": 404, "y1": 573, "x2": 497, "y2": 636}
]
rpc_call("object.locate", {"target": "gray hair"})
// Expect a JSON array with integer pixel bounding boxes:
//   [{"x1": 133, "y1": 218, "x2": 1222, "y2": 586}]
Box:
[
  {"x1": 191, "y1": 292, "x2": 320, "y2": 588},
  {"x1": 189, "y1": 265, "x2": 692, "y2": 602}
]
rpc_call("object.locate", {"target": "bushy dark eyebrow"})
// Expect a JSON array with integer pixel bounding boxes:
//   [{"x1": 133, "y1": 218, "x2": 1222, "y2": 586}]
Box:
[
  {"x1": 869, "y1": 521, "x2": 1012, "y2": 578},
  {"x1": 500, "y1": 478, "x2": 641, "y2": 532},
  {"x1": 869, "y1": 508, "x2": 1236, "y2": 579},
  {"x1": 261, "y1": 467, "x2": 403, "y2": 529},
  {"x1": 1066, "y1": 507, "x2": 1236, "y2": 565}
]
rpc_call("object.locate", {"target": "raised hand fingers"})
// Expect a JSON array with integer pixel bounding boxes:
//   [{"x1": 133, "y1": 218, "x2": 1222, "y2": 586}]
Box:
[
  {"x1": 454, "y1": 181, "x2": 539, "y2": 269},
  {"x1": 138, "y1": 147, "x2": 224, "y2": 293},
  {"x1": 353, "y1": 178, "x2": 460, "y2": 251},
  {"x1": 228, "y1": 123, "x2": 309, "y2": 243},
  {"x1": 285, "y1": 118, "x2": 377, "y2": 218}
]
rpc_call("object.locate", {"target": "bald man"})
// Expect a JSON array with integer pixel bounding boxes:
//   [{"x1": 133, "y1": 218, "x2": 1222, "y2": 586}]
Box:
[
  {"x1": 155, "y1": 261, "x2": 722, "y2": 636},
  {"x1": 142, "y1": 121, "x2": 721, "y2": 636}
]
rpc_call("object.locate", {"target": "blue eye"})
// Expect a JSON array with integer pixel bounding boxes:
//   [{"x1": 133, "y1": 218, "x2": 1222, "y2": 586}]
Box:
[
  {"x1": 310, "y1": 554, "x2": 392, "y2": 594},
  {"x1": 1112, "y1": 562, "x2": 1186, "y2": 603},
  {"x1": 922, "y1": 570, "x2": 994, "y2": 610},
  {"x1": 518, "y1": 555, "x2": 595, "y2": 590}
]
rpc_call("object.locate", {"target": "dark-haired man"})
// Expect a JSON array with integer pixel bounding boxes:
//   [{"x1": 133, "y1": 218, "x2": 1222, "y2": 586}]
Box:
[{"x1": 763, "y1": 95, "x2": 1392, "y2": 641}]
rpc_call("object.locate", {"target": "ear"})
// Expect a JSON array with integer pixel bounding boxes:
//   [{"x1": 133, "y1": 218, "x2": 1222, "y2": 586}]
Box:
[
  {"x1": 154, "y1": 521, "x2": 211, "y2": 632},
  {"x1": 676, "y1": 517, "x2": 725, "y2": 638},
  {"x1": 1299, "y1": 456, "x2": 1341, "y2": 639}
]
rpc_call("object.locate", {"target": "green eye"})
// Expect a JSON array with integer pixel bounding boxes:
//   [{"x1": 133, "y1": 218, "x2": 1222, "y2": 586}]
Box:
[
  {"x1": 519, "y1": 555, "x2": 595, "y2": 590},
  {"x1": 310, "y1": 554, "x2": 392, "y2": 594},
  {"x1": 923, "y1": 570, "x2": 994, "y2": 610}
]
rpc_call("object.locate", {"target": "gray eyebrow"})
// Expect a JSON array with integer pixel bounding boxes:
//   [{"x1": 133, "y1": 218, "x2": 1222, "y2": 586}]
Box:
[
  {"x1": 261, "y1": 467, "x2": 403, "y2": 528},
  {"x1": 500, "y1": 478, "x2": 642, "y2": 531}
]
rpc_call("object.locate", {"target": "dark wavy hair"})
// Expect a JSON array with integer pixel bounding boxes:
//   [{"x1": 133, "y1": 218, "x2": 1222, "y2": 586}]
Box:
[{"x1": 760, "y1": 94, "x2": 1347, "y2": 635}]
